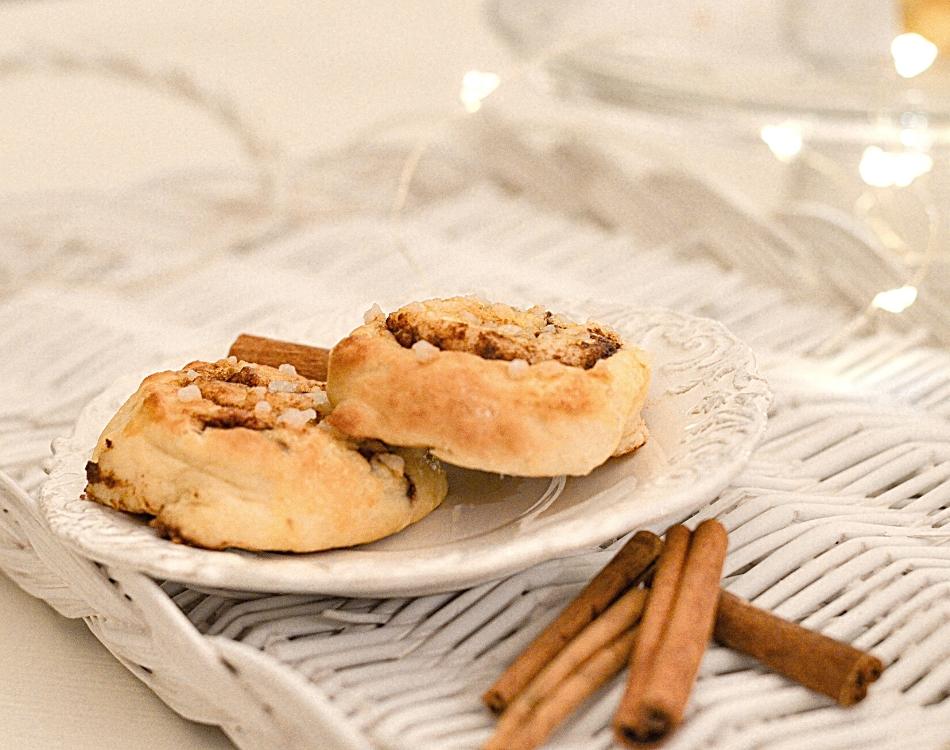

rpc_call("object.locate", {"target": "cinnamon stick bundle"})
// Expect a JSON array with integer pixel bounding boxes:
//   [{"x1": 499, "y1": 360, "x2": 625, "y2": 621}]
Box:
[
  {"x1": 483, "y1": 530, "x2": 663, "y2": 714},
  {"x1": 479, "y1": 522, "x2": 885, "y2": 749},
  {"x1": 614, "y1": 520, "x2": 728, "y2": 746},
  {"x1": 228, "y1": 334, "x2": 329, "y2": 381},
  {"x1": 715, "y1": 591, "x2": 883, "y2": 706}
]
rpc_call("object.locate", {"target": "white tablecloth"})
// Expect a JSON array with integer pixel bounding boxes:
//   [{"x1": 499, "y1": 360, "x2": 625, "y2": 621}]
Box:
[{"x1": 0, "y1": 3, "x2": 509, "y2": 747}]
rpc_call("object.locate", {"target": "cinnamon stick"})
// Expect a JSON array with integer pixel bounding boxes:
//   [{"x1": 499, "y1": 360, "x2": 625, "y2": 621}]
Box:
[
  {"x1": 482, "y1": 530, "x2": 663, "y2": 714},
  {"x1": 618, "y1": 525, "x2": 691, "y2": 715},
  {"x1": 715, "y1": 591, "x2": 884, "y2": 706},
  {"x1": 614, "y1": 520, "x2": 728, "y2": 746},
  {"x1": 228, "y1": 334, "x2": 330, "y2": 381},
  {"x1": 499, "y1": 628, "x2": 639, "y2": 750},
  {"x1": 484, "y1": 587, "x2": 647, "y2": 750}
]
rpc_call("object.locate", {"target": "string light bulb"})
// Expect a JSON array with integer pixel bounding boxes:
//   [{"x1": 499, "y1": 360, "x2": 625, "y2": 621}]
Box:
[
  {"x1": 858, "y1": 146, "x2": 933, "y2": 188},
  {"x1": 872, "y1": 285, "x2": 919, "y2": 313},
  {"x1": 760, "y1": 122, "x2": 803, "y2": 162},
  {"x1": 890, "y1": 33, "x2": 939, "y2": 78},
  {"x1": 460, "y1": 70, "x2": 500, "y2": 113}
]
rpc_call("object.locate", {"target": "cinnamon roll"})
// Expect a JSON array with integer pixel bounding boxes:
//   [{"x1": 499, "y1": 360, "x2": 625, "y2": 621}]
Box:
[
  {"x1": 326, "y1": 297, "x2": 650, "y2": 476},
  {"x1": 84, "y1": 359, "x2": 447, "y2": 551}
]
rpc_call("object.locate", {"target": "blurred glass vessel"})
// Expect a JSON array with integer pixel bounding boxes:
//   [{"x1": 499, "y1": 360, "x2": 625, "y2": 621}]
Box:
[{"x1": 486, "y1": 0, "x2": 950, "y2": 145}]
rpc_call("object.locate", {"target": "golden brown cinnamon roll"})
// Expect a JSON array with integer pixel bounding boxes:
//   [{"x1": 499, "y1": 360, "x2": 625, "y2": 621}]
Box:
[
  {"x1": 84, "y1": 359, "x2": 447, "y2": 551},
  {"x1": 326, "y1": 297, "x2": 650, "y2": 476}
]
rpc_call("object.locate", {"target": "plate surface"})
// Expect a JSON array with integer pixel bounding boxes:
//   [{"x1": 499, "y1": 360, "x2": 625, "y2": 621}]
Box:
[{"x1": 40, "y1": 303, "x2": 770, "y2": 596}]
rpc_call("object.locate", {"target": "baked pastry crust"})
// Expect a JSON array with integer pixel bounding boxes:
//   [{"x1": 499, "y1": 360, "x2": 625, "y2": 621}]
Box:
[
  {"x1": 84, "y1": 359, "x2": 447, "y2": 552},
  {"x1": 327, "y1": 298, "x2": 651, "y2": 476}
]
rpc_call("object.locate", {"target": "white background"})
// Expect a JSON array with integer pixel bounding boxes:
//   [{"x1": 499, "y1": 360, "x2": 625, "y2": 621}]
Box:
[{"x1": 0, "y1": 2, "x2": 509, "y2": 747}]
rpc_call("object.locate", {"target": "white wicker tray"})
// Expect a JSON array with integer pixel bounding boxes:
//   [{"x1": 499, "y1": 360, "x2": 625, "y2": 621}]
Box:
[{"x1": 2, "y1": 181, "x2": 949, "y2": 749}]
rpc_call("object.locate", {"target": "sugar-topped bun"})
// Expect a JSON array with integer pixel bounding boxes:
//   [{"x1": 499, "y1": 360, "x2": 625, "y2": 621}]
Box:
[
  {"x1": 84, "y1": 359, "x2": 447, "y2": 551},
  {"x1": 326, "y1": 298, "x2": 650, "y2": 477}
]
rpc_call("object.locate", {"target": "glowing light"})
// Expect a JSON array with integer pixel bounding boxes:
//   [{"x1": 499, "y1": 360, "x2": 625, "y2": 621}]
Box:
[
  {"x1": 899, "y1": 127, "x2": 931, "y2": 150},
  {"x1": 460, "y1": 70, "x2": 500, "y2": 113},
  {"x1": 760, "y1": 122, "x2": 803, "y2": 162},
  {"x1": 872, "y1": 285, "x2": 918, "y2": 314},
  {"x1": 859, "y1": 146, "x2": 933, "y2": 188},
  {"x1": 891, "y1": 33, "x2": 938, "y2": 78}
]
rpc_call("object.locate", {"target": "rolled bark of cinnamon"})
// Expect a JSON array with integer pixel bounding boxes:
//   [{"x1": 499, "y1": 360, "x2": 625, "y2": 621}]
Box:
[
  {"x1": 483, "y1": 530, "x2": 663, "y2": 714},
  {"x1": 714, "y1": 591, "x2": 884, "y2": 706},
  {"x1": 501, "y1": 627, "x2": 639, "y2": 750},
  {"x1": 614, "y1": 520, "x2": 728, "y2": 747},
  {"x1": 228, "y1": 334, "x2": 329, "y2": 381},
  {"x1": 484, "y1": 587, "x2": 648, "y2": 750},
  {"x1": 618, "y1": 524, "x2": 691, "y2": 715}
]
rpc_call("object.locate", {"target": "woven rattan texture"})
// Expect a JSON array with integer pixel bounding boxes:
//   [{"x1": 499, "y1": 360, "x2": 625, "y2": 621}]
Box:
[{"x1": 1, "y1": 184, "x2": 949, "y2": 749}]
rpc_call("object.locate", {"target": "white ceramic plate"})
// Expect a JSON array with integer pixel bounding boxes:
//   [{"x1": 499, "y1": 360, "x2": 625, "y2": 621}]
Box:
[{"x1": 41, "y1": 303, "x2": 770, "y2": 597}]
